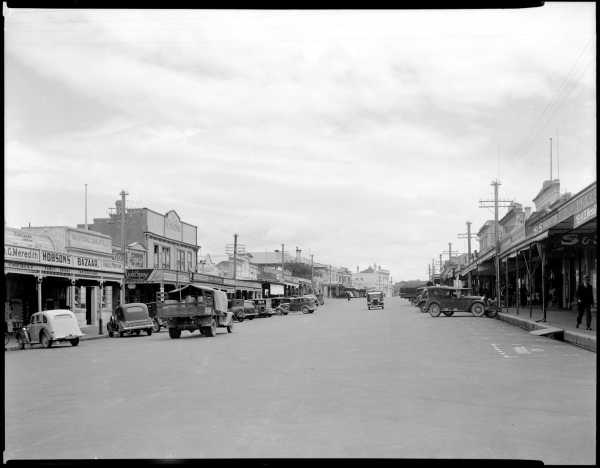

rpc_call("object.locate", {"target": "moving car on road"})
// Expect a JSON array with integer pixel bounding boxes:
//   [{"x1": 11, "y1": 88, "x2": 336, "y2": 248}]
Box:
[
  {"x1": 423, "y1": 286, "x2": 486, "y2": 317},
  {"x1": 108, "y1": 303, "x2": 154, "y2": 337},
  {"x1": 367, "y1": 291, "x2": 385, "y2": 310},
  {"x1": 17, "y1": 310, "x2": 83, "y2": 349}
]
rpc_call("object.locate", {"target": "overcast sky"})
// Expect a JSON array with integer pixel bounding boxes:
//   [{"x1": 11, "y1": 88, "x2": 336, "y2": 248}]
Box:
[{"x1": 4, "y1": 4, "x2": 596, "y2": 280}]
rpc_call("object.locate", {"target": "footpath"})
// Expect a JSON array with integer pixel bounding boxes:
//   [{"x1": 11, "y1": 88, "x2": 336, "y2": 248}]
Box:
[
  {"x1": 497, "y1": 306, "x2": 596, "y2": 353},
  {"x1": 5, "y1": 324, "x2": 108, "y2": 352}
]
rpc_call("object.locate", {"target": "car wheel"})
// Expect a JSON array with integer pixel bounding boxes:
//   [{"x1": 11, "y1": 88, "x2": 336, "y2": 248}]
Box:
[
  {"x1": 146, "y1": 328, "x2": 152, "y2": 336},
  {"x1": 119, "y1": 331, "x2": 124, "y2": 337},
  {"x1": 238, "y1": 315, "x2": 244, "y2": 322},
  {"x1": 302, "y1": 306, "x2": 309, "y2": 314},
  {"x1": 152, "y1": 319, "x2": 161, "y2": 333},
  {"x1": 206, "y1": 319, "x2": 217, "y2": 337},
  {"x1": 40, "y1": 331, "x2": 53, "y2": 348},
  {"x1": 168, "y1": 327, "x2": 181, "y2": 339},
  {"x1": 70, "y1": 338, "x2": 79, "y2": 346},
  {"x1": 442, "y1": 310, "x2": 454, "y2": 317},
  {"x1": 428, "y1": 303, "x2": 441, "y2": 317},
  {"x1": 471, "y1": 303, "x2": 485, "y2": 317},
  {"x1": 485, "y1": 305, "x2": 499, "y2": 318}
]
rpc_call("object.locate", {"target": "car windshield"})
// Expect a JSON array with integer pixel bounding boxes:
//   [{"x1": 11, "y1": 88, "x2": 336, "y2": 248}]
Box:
[{"x1": 122, "y1": 306, "x2": 148, "y2": 321}]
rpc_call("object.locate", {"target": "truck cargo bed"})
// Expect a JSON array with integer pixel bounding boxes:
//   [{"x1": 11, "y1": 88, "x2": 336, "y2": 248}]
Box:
[{"x1": 157, "y1": 300, "x2": 213, "y2": 319}]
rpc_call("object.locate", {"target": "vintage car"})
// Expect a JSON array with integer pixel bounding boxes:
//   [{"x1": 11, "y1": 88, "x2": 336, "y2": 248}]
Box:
[
  {"x1": 367, "y1": 291, "x2": 385, "y2": 310},
  {"x1": 415, "y1": 287, "x2": 429, "y2": 312},
  {"x1": 271, "y1": 297, "x2": 291, "y2": 315},
  {"x1": 229, "y1": 299, "x2": 259, "y2": 322},
  {"x1": 303, "y1": 294, "x2": 320, "y2": 308},
  {"x1": 107, "y1": 303, "x2": 154, "y2": 337},
  {"x1": 253, "y1": 299, "x2": 273, "y2": 318},
  {"x1": 17, "y1": 310, "x2": 84, "y2": 349},
  {"x1": 288, "y1": 296, "x2": 315, "y2": 314},
  {"x1": 423, "y1": 286, "x2": 486, "y2": 317}
]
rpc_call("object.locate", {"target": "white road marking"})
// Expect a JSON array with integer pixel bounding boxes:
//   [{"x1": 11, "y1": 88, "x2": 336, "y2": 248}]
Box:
[{"x1": 514, "y1": 346, "x2": 531, "y2": 354}]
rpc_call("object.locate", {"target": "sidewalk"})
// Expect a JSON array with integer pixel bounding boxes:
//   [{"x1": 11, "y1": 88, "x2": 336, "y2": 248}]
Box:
[
  {"x1": 5, "y1": 324, "x2": 108, "y2": 352},
  {"x1": 499, "y1": 306, "x2": 596, "y2": 353}
]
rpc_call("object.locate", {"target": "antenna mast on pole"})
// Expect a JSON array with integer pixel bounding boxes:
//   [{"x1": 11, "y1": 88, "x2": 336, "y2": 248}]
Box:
[{"x1": 550, "y1": 137, "x2": 553, "y2": 180}]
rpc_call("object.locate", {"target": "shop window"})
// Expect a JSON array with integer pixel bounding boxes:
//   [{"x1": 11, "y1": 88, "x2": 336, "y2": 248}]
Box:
[
  {"x1": 177, "y1": 250, "x2": 185, "y2": 272},
  {"x1": 74, "y1": 287, "x2": 82, "y2": 308},
  {"x1": 187, "y1": 252, "x2": 193, "y2": 272}
]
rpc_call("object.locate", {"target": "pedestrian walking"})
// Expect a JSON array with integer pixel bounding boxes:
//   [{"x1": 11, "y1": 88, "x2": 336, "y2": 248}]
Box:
[
  {"x1": 346, "y1": 291, "x2": 351, "y2": 301},
  {"x1": 576, "y1": 275, "x2": 594, "y2": 331}
]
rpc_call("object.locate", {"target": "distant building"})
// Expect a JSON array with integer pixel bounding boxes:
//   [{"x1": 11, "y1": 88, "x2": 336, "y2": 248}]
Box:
[{"x1": 352, "y1": 264, "x2": 391, "y2": 296}]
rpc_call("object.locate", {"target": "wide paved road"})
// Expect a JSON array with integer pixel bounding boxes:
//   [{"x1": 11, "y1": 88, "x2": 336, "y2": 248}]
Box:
[{"x1": 5, "y1": 297, "x2": 596, "y2": 463}]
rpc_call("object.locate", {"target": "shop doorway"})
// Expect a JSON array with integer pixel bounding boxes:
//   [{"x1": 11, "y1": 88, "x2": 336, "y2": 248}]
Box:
[{"x1": 85, "y1": 286, "x2": 93, "y2": 325}]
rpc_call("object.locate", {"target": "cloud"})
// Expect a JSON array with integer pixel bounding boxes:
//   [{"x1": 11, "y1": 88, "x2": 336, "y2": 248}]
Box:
[{"x1": 4, "y1": 5, "x2": 596, "y2": 280}]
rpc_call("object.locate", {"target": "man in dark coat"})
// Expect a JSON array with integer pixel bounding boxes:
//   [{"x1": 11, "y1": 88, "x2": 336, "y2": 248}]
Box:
[{"x1": 576, "y1": 275, "x2": 594, "y2": 330}]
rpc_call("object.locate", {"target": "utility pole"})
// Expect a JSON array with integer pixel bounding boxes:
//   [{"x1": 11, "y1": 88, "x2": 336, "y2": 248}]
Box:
[
  {"x1": 428, "y1": 264, "x2": 431, "y2": 281},
  {"x1": 310, "y1": 254, "x2": 314, "y2": 294},
  {"x1": 329, "y1": 264, "x2": 332, "y2": 297},
  {"x1": 549, "y1": 137, "x2": 553, "y2": 180},
  {"x1": 479, "y1": 180, "x2": 513, "y2": 309},
  {"x1": 281, "y1": 243, "x2": 285, "y2": 283},
  {"x1": 233, "y1": 233, "x2": 238, "y2": 299},
  {"x1": 458, "y1": 221, "x2": 477, "y2": 289},
  {"x1": 119, "y1": 189, "x2": 128, "y2": 306},
  {"x1": 84, "y1": 184, "x2": 88, "y2": 230}
]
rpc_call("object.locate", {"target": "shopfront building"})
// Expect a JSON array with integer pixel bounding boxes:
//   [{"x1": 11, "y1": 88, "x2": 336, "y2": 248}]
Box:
[{"x1": 4, "y1": 226, "x2": 124, "y2": 330}]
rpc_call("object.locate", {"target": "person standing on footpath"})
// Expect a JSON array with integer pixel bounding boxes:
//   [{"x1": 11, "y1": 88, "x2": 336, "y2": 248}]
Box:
[{"x1": 576, "y1": 274, "x2": 594, "y2": 331}]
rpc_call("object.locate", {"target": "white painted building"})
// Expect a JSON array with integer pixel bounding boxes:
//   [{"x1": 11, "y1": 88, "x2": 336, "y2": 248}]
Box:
[{"x1": 352, "y1": 264, "x2": 391, "y2": 296}]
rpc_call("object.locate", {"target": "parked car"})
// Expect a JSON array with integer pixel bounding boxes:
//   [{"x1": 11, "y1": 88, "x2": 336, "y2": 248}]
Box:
[
  {"x1": 423, "y1": 286, "x2": 486, "y2": 317},
  {"x1": 229, "y1": 299, "x2": 259, "y2": 322},
  {"x1": 288, "y1": 296, "x2": 315, "y2": 314},
  {"x1": 271, "y1": 297, "x2": 291, "y2": 315},
  {"x1": 107, "y1": 303, "x2": 154, "y2": 337},
  {"x1": 303, "y1": 294, "x2": 320, "y2": 307},
  {"x1": 367, "y1": 291, "x2": 384, "y2": 310},
  {"x1": 253, "y1": 299, "x2": 273, "y2": 318},
  {"x1": 17, "y1": 310, "x2": 83, "y2": 349}
]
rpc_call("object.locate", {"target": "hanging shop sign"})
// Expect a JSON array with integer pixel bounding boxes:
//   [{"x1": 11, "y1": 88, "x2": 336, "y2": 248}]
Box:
[
  {"x1": 4, "y1": 244, "x2": 124, "y2": 274},
  {"x1": 125, "y1": 269, "x2": 154, "y2": 281},
  {"x1": 559, "y1": 233, "x2": 597, "y2": 247},
  {"x1": 573, "y1": 203, "x2": 597, "y2": 229}
]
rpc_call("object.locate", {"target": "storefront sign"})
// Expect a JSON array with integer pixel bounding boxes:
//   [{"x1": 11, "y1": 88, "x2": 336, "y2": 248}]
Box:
[
  {"x1": 528, "y1": 185, "x2": 596, "y2": 236},
  {"x1": 125, "y1": 269, "x2": 154, "y2": 281},
  {"x1": 560, "y1": 233, "x2": 597, "y2": 247},
  {"x1": 574, "y1": 203, "x2": 597, "y2": 228},
  {"x1": 4, "y1": 244, "x2": 123, "y2": 274},
  {"x1": 193, "y1": 273, "x2": 224, "y2": 284},
  {"x1": 5, "y1": 245, "x2": 41, "y2": 262}
]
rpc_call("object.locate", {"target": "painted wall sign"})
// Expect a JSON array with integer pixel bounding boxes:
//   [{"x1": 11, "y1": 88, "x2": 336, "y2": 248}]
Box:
[
  {"x1": 164, "y1": 210, "x2": 183, "y2": 241},
  {"x1": 193, "y1": 273, "x2": 224, "y2": 284},
  {"x1": 573, "y1": 203, "x2": 597, "y2": 229},
  {"x1": 67, "y1": 230, "x2": 112, "y2": 254}
]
